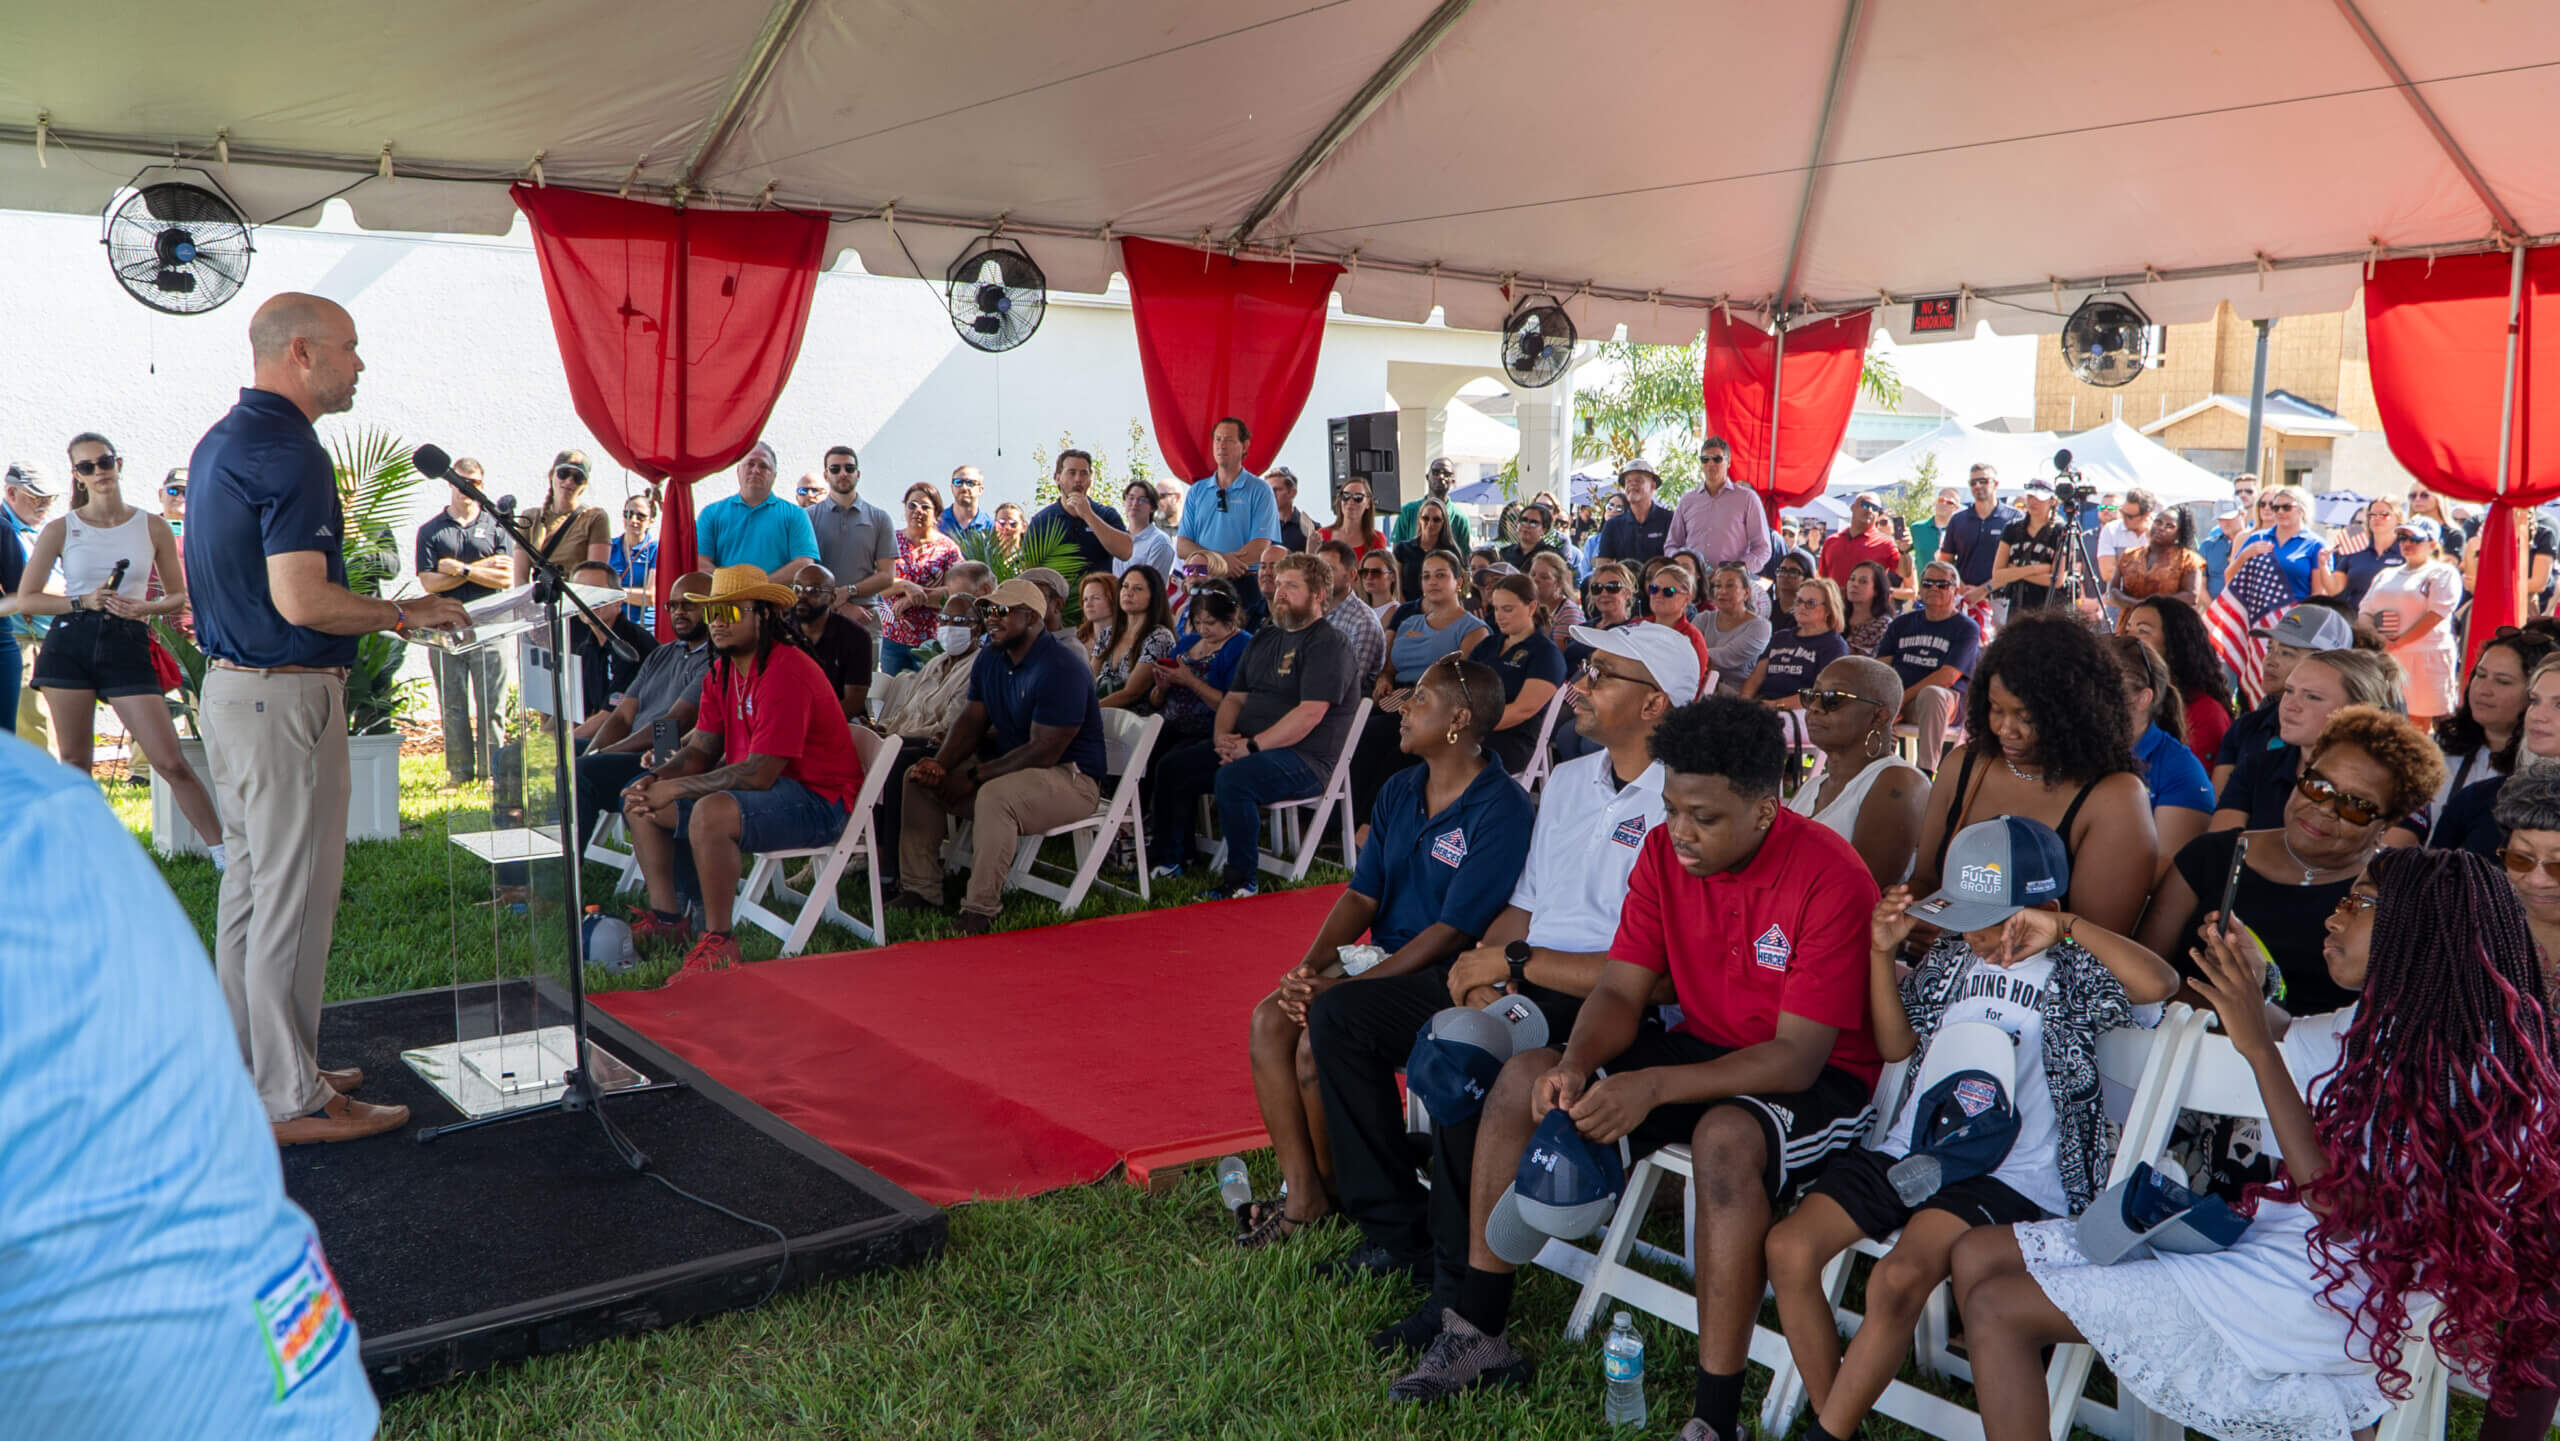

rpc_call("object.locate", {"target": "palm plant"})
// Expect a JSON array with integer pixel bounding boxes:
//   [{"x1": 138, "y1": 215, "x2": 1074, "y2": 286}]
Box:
[
  {"x1": 944, "y1": 520, "x2": 1092, "y2": 657},
  {"x1": 331, "y1": 428, "x2": 429, "y2": 735}
]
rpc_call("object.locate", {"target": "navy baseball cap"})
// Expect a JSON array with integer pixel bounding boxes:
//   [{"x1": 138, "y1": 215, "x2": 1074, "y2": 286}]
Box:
[
  {"x1": 1484, "y1": 1107, "x2": 1626, "y2": 1264},
  {"x1": 1910, "y1": 816, "x2": 2069, "y2": 934},
  {"x1": 1404, "y1": 994, "x2": 1550, "y2": 1128},
  {"x1": 2077, "y1": 1161, "x2": 2254, "y2": 1263},
  {"x1": 1886, "y1": 1020, "x2": 2021, "y2": 1205}
]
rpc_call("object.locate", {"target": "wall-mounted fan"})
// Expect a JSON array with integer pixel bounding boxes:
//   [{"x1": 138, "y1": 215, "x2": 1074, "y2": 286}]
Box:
[
  {"x1": 102, "y1": 170, "x2": 255, "y2": 315},
  {"x1": 2059, "y1": 293, "x2": 2159, "y2": 388},
  {"x1": 944, "y1": 236, "x2": 1047, "y2": 352},
  {"x1": 1500, "y1": 292, "x2": 1575, "y2": 388}
]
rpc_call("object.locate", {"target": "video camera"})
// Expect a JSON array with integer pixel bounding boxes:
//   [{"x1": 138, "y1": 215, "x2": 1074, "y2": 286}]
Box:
[{"x1": 2049, "y1": 448, "x2": 2093, "y2": 508}]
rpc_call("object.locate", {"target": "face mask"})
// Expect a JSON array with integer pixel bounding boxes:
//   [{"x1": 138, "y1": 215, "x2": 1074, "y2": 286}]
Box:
[{"x1": 937, "y1": 625, "x2": 972, "y2": 653}]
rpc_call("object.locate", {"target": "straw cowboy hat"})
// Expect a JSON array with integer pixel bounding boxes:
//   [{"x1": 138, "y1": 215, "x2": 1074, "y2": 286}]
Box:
[{"x1": 696, "y1": 564, "x2": 796, "y2": 609}]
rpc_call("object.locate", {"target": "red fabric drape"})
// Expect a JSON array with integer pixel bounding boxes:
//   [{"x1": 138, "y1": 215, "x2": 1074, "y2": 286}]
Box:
[
  {"x1": 512, "y1": 184, "x2": 829, "y2": 637},
  {"x1": 1120, "y1": 237, "x2": 1342, "y2": 480},
  {"x1": 1703, "y1": 309, "x2": 1875, "y2": 520},
  {"x1": 2364, "y1": 248, "x2": 2560, "y2": 662}
]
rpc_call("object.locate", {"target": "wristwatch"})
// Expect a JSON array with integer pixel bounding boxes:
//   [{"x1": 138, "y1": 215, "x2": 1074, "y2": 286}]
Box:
[
  {"x1": 1505, "y1": 939, "x2": 1532, "y2": 993},
  {"x1": 1245, "y1": 735, "x2": 1261, "y2": 754}
]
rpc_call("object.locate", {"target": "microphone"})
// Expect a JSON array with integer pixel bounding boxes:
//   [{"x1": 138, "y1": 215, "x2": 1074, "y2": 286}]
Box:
[
  {"x1": 108, "y1": 558, "x2": 130, "y2": 592},
  {"x1": 416, "y1": 443, "x2": 637, "y2": 664},
  {"x1": 495, "y1": 494, "x2": 517, "y2": 518},
  {"x1": 2052, "y1": 447, "x2": 2077, "y2": 476}
]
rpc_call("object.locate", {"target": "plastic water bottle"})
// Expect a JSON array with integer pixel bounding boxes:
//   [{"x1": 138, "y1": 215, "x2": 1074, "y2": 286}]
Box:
[
  {"x1": 1214, "y1": 1155, "x2": 1253, "y2": 1216},
  {"x1": 1603, "y1": 1311, "x2": 1647, "y2": 1427}
]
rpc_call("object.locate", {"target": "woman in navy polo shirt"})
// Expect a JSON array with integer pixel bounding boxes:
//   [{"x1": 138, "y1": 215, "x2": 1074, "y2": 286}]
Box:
[
  {"x1": 1237, "y1": 655, "x2": 1532, "y2": 1248},
  {"x1": 2225, "y1": 483, "x2": 2329, "y2": 602},
  {"x1": 1463, "y1": 574, "x2": 1567, "y2": 775},
  {"x1": 1746, "y1": 576, "x2": 1850, "y2": 708}
]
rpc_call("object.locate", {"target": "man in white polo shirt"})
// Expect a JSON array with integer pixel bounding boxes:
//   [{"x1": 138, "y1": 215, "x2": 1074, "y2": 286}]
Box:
[{"x1": 1303, "y1": 623, "x2": 1696, "y2": 1330}]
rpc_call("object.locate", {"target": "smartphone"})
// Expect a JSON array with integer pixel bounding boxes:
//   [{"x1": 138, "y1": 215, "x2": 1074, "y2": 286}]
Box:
[
  {"x1": 2217, "y1": 834, "x2": 2249, "y2": 927},
  {"x1": 650, "y1": 716, "x2": 679, "y2": 767}
]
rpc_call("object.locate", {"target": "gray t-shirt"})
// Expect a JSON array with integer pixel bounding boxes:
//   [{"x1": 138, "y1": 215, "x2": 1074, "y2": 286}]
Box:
[
  {"x1": 622, "y1": 637, "x2": 714, "y2": 731},
  {"x1": 1233, "y1": 622, "x2": 1357, "y2": 775},
  {"x1": 807, "y1": 497, "x2": 898, "y2": 587}
]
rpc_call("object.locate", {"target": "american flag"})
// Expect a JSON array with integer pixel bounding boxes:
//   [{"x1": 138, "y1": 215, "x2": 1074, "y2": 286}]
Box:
[{"x1": 2205, "y1": 550, "x2": 2296, "y2": 707}]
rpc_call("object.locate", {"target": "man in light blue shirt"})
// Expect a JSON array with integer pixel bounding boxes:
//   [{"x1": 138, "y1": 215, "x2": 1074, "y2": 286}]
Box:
[
  {"x1": 1176, "y1": 416, "x2": 1281, "y2": 620},
  {"x1": 0, "y1": 734, "x2": 379, "y2": 1439},
  {"x1": 693, "y1": 441, "x2": 818, "y2": 580}
]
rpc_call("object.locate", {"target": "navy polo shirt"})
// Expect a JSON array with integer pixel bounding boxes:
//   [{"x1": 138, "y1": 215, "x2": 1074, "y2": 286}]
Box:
[
  {"x1": 1349, "y1": 758, "x2": 1534, "y2": 953},
  {"x1": 969, "y1": 631, "x2": 1109, "y2": 781},
  {"x1": 1937, "y1": 503, "x2": 2018, "y2": 586},
  {"x1": 183, "y1": 388, "x2": 356, "y2": 668},
  {"x1": 1025, "y1": 498, "x2": 1127, "y2": 579}
]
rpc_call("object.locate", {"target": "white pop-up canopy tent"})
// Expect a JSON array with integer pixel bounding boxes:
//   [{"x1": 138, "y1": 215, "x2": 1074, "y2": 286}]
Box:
[
  {"x1": 2047, "y1": 420, "x2": 2239, "y2": 506},
  {"x1": 1, "y1": 0, "x2": 2555, "y2": 342},
  {"x1": 1833, "y1": 419, "x2": 2235, "y2": 505}
]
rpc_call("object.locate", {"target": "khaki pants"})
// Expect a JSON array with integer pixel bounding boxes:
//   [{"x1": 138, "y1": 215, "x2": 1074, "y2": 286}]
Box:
[
  {"x1": 201, "y1": 668, "x2": 350, "y2": 1123},
  {"x1": 1902, "y1": 684, "x2": 1963, "y2": 774},
  {"x1": 898, "y1": 763, "x2": 1101, "y2": 918}
]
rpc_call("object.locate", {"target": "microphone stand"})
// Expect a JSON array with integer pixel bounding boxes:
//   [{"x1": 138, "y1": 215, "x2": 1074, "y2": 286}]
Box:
[{"x1": 411, "y1": 458, "x2": 674, "y2": 1162}]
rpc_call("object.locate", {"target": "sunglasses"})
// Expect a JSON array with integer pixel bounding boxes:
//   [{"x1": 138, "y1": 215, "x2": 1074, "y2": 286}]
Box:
[
  {"x1": 1802, "y1": 689, "x2": 1884, "y2": 714},
  {"x1": 163, "y1": 485, "x2": 187, "y2": 498},
  {"x1": 1919, "y1": 577, "x2": 1954, "y2": 590},
  {"x1": 1578, "y1": 659, "x2": 1659, "y2": 693},
  {"x1": 554, "y1": 467, "x2": 586, "y2": 482},
  {"x1": 2265, "y1": 502, "x2": 2297, "y2": 513},
  {"x1": 1216, "y1": 488, "x2": 1231, "y2": 514},
  {"x1": 2332, "y1": 891, "x2": 2381, "y2": 919},
  {"x1": 2499, "y1": 849, "x2": 2560, "y2": 883},
  {"x1": 2295, "y1": 769, "x2": 2386, "y2": 828},
  {"x1": 1646, "y1": 584, "x2": 1688, "y2": 599},
  {"x1": 1591, "y1": 582, "x2": 1625, "y2": 594},
  {"x1": 71, "y1": 456, "x2": 121, "y2": 476},
  {"x1": 1790, "y1": 595, "x2": 1823, "y2": 609},
  {"x1": 624, "y1": 508, "x2": 649, "y2": 520},
  {"x1": 701, "y1": 602, "x2": 749, "y2": 624},
  {"x1": 827, "y1": 463, "x2": 858, "y2": 475}
]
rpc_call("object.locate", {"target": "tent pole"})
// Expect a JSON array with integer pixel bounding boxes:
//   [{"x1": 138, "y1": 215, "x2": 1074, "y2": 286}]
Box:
[
  {"x1": 2492, "y1": 243, "x2": 2526, "y2": 502},
  {"x1": 2242, "y1": 318, "x2": 2272, "y2": 478}
]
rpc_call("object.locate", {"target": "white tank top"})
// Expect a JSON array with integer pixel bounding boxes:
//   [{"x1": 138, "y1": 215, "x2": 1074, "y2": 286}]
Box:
[
  {"x1": 1786, "y1": 753, "x2": 1923, "y2": 882},
  {"x1": 61, "y1": 508, "x2": 157, "y2": 600}
]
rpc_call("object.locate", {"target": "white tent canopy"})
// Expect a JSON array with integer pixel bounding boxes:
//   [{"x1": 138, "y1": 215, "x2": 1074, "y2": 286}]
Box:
[
  {"x1": 2047, "y1": 420, "x2": 2238, "y2": 507},
  {"x1": 1834, "y1": 419, "x2": 2237, "y2": 506},
  {"x1": 4, "y1": 1, "x2": 2556, "y2": 344}
]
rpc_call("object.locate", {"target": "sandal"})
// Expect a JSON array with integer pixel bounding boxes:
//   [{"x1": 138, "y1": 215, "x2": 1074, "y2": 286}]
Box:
[{"x1": 1233, "y1": 1198, "x2": 1315, "y2": 1250}]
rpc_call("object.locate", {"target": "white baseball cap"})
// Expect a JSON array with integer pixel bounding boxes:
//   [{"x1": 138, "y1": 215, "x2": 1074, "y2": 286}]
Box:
[{"x1": 1570, "y1": 622, "x2": 1703, "y2": 701}]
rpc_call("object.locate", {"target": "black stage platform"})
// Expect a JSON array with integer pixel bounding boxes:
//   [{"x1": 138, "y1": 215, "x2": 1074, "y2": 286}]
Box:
[{"x1": 286, "y1": 982, "x2": 944, "y2": 1397}]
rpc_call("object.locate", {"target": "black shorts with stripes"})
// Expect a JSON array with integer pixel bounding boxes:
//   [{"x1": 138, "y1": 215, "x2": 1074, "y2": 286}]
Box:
[{"x1": 1604, "y1": 1027, "x2": 1877, "y2": 1206}]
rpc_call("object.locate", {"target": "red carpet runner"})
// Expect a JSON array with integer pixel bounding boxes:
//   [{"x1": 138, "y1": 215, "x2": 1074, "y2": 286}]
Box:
[{"x1": 596, "y1": 887, "x2": 1343, "y2": 1206}]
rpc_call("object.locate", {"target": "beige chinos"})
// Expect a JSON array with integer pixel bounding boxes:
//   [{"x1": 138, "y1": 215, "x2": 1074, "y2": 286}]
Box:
[{"x1": 899, "y1": 763, "x2": 1100, "y2": 917}]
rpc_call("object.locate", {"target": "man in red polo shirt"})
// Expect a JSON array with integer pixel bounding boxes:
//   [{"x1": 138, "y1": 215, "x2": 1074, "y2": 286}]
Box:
[
  {"x1": 1819, "y1": 494, "x2": 1904, "y2": 590},
  {"x1": 1389, "y1": 696, "x2": 1881, "y2": 1440},
  {"x1": 621, "y1": 564, "x2": 865, "y2": 981}
]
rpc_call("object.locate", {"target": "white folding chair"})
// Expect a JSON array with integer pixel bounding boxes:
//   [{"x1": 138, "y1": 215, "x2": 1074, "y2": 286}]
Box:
[
  {"x1": 583, "y1": 812, "x2": 643, "y2": 892},
  {"x1": 1002, "y1": 709, "x2": 1162, "y2": 917},
  {"x1": 869, "y1": 668, "x2": 913, "y2": 724},
  {"x1": 731, "y1": 728, "x2": 902, "y2": 954},
  {"x1": 1515, "y1": 684, "x2": 1572, "y2": 794},
  {"x1": 1211, "y1": 696, "x2": 1371, "y2": 883}
]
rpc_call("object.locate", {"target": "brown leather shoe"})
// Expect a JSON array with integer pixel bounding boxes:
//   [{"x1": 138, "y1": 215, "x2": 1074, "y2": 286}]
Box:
[
  {"x1": 319, "y1": 1067, "x2": 364, "y2": 1094},
  {"x1": 274, "y1": 1092, "x2": 410, "y2": 1146}
]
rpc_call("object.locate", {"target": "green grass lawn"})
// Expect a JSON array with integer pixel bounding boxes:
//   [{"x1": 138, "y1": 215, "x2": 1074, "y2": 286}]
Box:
[{"x1": 112, "y1": 757, "x2": 2503, "y2": 1441}]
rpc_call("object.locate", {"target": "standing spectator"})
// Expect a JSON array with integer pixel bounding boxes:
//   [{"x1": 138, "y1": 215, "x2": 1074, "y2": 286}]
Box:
[
  {"x1": 1463, "y1": 574, "x2": 1568, "y2": 776},
  {"x1": 1786, "y1": 656, "x2": 1927, "y2": 886},
  {"x1": 807, "y1": 445, "x2": 899, "y2": 613},
  {"x1": 1878, "y1": 561, "x2": 1981, "y2": 773},
  {"x1": 565, "y1": 559, "x2": 658, "y2": 718},
  {"x1": 1989, "y1": 481, "x2": 2098, "y2": 615},
  {"x1": 155, "y1": 467, "x2": 189, "y2": 536},
  {"x1": 415, "y1": 462, "x2": 511, "y2": 784},
  {"x1": 619, "y1": 566, "x2": 864, "y2": 976},
  {"x1": 1637, "y1": 559, "x2": 1714, "y2": 696},
  {"x1": 874, "y1": 482, "x2": 963, "y2": 675},
  {"x1": 6, "y1": 463, "x2": 54, "y2": 747},
  {"x1": 610, "y1": 489, "x2": 658, "y2": 630},
  {"x1": 569, "y1": 572, "x2": 711, "y2": 849},
  {"x1": 185, "y1": 292, "x2": 470, "y2": 1141},
  {"x1": 1393, "y1": 457, "x2": 1474, "y2": 555},
  {"x1": 694, "y1": 441, "x2": 819, "y2": 580},
  {"x1": 2359, "y1": 516, "x2": 2463, "y2": 724},
  {"x1": 18, "y1": 432, "x2": 221, "y2": 852},
  {"x1": 1091, "y1": 478, "x2": 1180, "y2": 580},
  {"x1": 2459, "y1": 503, "x2": 2560, "y2": 616},
  {"x1": 793, "y1": 472, "x2": 825, "y2": 507},
  {"x1": 1315, "y1": 540, "x2": 1387, "y2": 694},
  {"x1": 991, "y1": 501, "x2": 1028, "y2": 560},
  {"x1": 2320, "y1": 494, "x2": 2399, "y2": 606},
  {"x1": 1703, "y1": 561, "x2": 1772, "y2": 697},
  {"x1": 2092, "y1": 487, "x2": 2154, "y2": 586},
  {"x1": 0, "y1": 736, "x2": 382, "y2": 1438},
  {"x1": 1527, "y1": 550, "x2": 1584, "y2": 645},
  {"x1": 1498, "y1": 502, "x2": 1569, "y2": 573},
  {"x1": 1663, "y1": 436, "x2": 1772, "y2": 572},
  {"x1": 1316, "y1": 477, "x2": 1387, "y2": 561},
  {"x1": 2196, "y1": 502, "x2": 2246, "y2": 599},
  {"x1": 1176, "y1": 418, "x2": 1283, "y2": 622},
  {"x1": 1237, "y1": 656, "x2": 1527, "y2": 1247},
  {"x1": 780, "y1": 563, "x2": 875, "y2": 718},
  {"x1": 2109, "y1": 634, "x2": 2216, "y2": 866},
  {"x1": 2106, "y1": 501, "x2": 2206, "y2": 623},
  {"x1": 894, "y1": 579, "x2": 1109, "y2": 933},
  {"x1": 1939, "y1": 462, "x2": 2020, "y2": 620},
  {"x1": 1747, "y1": 576, "x2": 1851, "y2": 709},
  {"x1": 2406, "y1": 482, "x2": 2468, "y2": 560},
  {"x1": 1908, "y1": 488, "x2": 1958, "y2": 582},
  {"x1": 1149, "y1": 554, "x2": 1356, "y2": 898},
  {"x1": 1819, "y1": 496, "x2": 1903, "y2": 592},
  {"x1": 1154, "y1": 479, "x2": 1186, "y2": 534},
  {"x1": 1839, "y1": 559, "x2": 1899, "y2": 656},
  {"x1": 1032, "y1": 449, "x2": 1128, "y2": 579},
  {"x1": 1356, "y1": 548, "x2": 1401, "y2": 619},
  {"x1": 1396, "y1": 498, "x2": 1462, "y2": 603},
  {"x1": 1153, "y1": 583, "x2": 1252, "y2": 747},
  {"x1": 2225, "y1": 483, "x2": 2328, "y2": 603},
  {"x1": 938, "y1": 465, "x2": 994, "y2": 543},
  {"x1": 512, "y1": 447, "x2": 611, "y2": 586},
  {"x1": 1267, "y1": 465, "x2": 1310, "y2": 554},
  {"x1": 1092, "y1": 564, "x2": 1177, "y2": 710}
]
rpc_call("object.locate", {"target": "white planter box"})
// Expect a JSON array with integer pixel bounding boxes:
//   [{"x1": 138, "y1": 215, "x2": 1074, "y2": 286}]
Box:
[{"x1": 153, "y1": 732, "x2": 406, "y2": 858}]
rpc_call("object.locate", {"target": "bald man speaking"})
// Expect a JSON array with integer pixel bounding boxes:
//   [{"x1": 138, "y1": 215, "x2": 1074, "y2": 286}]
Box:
[{"x1": 184, "y1": 293, "x2": 469, "y2": 1146}]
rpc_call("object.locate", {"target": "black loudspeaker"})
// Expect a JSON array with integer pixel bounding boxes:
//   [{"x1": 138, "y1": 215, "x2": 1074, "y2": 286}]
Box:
[{"x1": 1328, "y1": 412, "x2": 1401, "y2": 512}]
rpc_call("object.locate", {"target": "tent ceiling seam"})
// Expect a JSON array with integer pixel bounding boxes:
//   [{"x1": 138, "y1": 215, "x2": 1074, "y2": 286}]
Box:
[
  {"x1": 1226, "y1": 0, "x2": 1480, "y2": 250},
  {"x1": 2329, "y1": 0, "x2": 2521, "y2": 239},
  {"x1": 1773, "y1": 0, "x2": 1866, "y2": 313},
  {"x1": 676, "y1": 0, "x2": 823, "y2": 196}
]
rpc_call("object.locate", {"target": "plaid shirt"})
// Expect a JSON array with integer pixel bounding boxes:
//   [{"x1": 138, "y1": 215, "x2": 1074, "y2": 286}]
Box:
[{"x1": 1324, "y1": 590, "x2": 1387, "y2": 694}]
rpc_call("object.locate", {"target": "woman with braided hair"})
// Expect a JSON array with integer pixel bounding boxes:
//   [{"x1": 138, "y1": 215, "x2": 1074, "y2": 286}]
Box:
[{"x1": 1953, "y1": 846, "x2": 2560, "y2": 1441}]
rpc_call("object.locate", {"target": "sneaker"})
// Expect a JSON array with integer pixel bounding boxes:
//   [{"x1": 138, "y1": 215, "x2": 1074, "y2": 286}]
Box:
[
  {"x1": 954, "y1": 911, "x2": 994, "y2": 937},
  {"x1": 1386, "y1": 1309, "x2": 1533, "y2": 1403},
  {"x1": 1675, "y1": 1420, "x2": 1732, "y2": 1441},
  {"x1": 627, "y1": 907, "x2": 695, "y2": 950},
  {"x1": 1367, "y1": 1297, "x2": 1447, "y2": 1358},
  {"x1": 666, "y1": 931, "x2": 741, "y2": 984},
  {"x1": 1315, "y1": 1241, "x2": 1428, "y2": 1288},
  {"x1": 1202, "y1": 880, "x2": 1261, "y2": 901},
  {"x1": 1149, "y1": 861, "x2": 1189, "y2": 881}
]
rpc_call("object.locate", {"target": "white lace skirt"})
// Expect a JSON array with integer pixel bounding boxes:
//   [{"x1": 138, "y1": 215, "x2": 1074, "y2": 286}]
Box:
[{"x1": 2018, "y1": 1219, "x2": 2392, "y2": 1441}]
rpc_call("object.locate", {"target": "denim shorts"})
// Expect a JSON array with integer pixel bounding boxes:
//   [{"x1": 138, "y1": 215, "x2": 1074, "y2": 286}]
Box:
[
  {"x1": 674, "y1": 774, "x2": 849, "y2": 854},
  {"x1": 31, "y1": 610, "x2": 162, "y2": 699}
]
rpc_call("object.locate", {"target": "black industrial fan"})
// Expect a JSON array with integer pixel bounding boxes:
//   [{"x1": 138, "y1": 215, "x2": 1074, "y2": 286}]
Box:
[
  {"x1": 944, "y1": 235, "x2": 1047, "y2": 352},
  {"x1": 102, "y1": 171, "x2": 255, "y2": 315},
  {"x1": 2059, "y1": 293, "x2": 2158, "y2": 388},
  {"x1": 1500, "y1": 293, "x2": 1575, "y2": 388}
]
